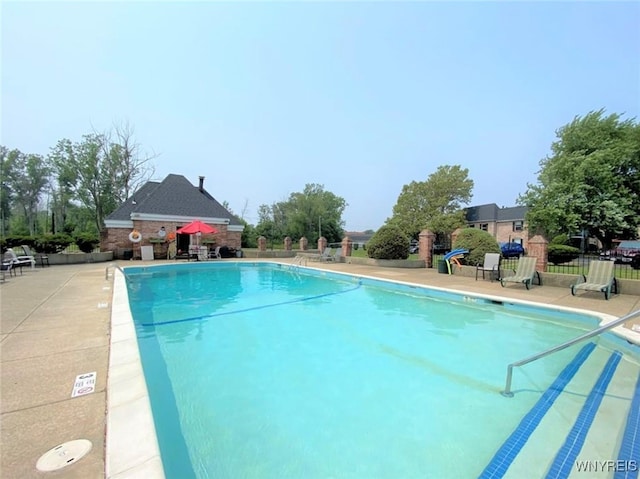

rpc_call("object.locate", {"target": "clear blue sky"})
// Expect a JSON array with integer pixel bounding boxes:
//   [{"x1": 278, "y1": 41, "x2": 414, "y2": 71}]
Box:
[{"x1": 2, "y1": 1, "x2": 639, "y2": 231}]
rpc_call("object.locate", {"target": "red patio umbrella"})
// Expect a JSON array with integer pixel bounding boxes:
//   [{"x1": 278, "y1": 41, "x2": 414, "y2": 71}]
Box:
[{"x1": 176, "y1": 220, "x2": 218, "y2": 235}]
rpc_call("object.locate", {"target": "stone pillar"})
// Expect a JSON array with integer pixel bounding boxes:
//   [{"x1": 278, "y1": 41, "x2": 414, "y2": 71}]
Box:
[
  {"x1": 299, "y1": 237, "x2": 308, "y2": 251},
  {"x1": 258, "y1": 236, "x2": 267, "y2": 252},
  {"x1": 284, "y1": 236, "x2": 292, "y2": 251},
  {"x1": 526, "y1": 235, "x2": 548, "y2": 272},
  {"x1": 317, "y1": 236, "x2": 327, "y2": 252},
  {"x1": 341, "y1": 236, "x2": 352, "y2": 258},
  {"x1": 419, "y1": 229, "x2": 436, "y2": 268}
]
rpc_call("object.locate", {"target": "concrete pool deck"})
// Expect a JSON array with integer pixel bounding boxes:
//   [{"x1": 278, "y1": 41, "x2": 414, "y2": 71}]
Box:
[{"x1": 1, "y1": 259, "x2": 639, "y2": 478}]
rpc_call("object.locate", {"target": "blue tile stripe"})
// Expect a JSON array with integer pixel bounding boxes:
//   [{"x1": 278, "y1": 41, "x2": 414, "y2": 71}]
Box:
[
  {"x1": 545, "y1": 351, "x2": 622, "y2": 479},
  {"x1": 614, "y1": 370, "x2": 640, "y2": 479},
  {"x1": 478, "y1": 342, "x2": 597, "y2": 479}
]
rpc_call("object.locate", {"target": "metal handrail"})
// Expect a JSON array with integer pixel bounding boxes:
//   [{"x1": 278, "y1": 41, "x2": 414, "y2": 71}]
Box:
[{"x1": 501, "y1": 309, "x2": 640, "y2": 397}]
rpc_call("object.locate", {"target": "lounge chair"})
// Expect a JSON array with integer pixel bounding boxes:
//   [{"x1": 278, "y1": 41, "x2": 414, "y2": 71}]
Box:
[
  {"x1": 325, "y1": 249, "x2": 342, "y2": 262},
  {"x1": 4, "y1": 248, "x2": 36, "y2": 274},
  {"x1": 209, "y1": 246, "x2": 221, "y2": 259},
  {"x1": 21, "y1": 245, "x2": 49, "y2": 267},
  {"x1": 571, "y1": 260, "x2": 617, "y2": 300},
  {"x1": 310, "y1": 248, "x2": 333, "y2": 262},
  {"x1": 500, "y1": 257, "x2": 540, "y2": 290},
  {"x1": 475, "y1": 253, "x2": 501, "y2": 281}
]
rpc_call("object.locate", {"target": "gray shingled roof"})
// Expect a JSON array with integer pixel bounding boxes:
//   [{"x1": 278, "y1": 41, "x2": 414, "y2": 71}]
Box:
[
  {"x1": 465, "y1": 203, "x2": 527, "y2": 222},
  {"x1": 106, "y1": 174, "x2": 243, "y2": 225}
]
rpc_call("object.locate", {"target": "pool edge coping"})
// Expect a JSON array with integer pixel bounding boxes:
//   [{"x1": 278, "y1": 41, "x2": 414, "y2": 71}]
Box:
[{"x1": 106, "y1": 268, "x2": 166, "y2": 479}]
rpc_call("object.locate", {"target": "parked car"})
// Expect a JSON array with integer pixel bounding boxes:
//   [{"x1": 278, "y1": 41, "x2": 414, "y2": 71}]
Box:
[
  {"x1": 500, "y1": 242, "x2": 525, "y2": 258},
  {"x1": 432, "y1": 243, "x2": 449, "y2": 254},
  {"x1": 409, "y1": 242, "x2": 419, "y2": 254},
  {"x1": 599, "y1": 240, "x2": 640, "y2": 264},
  {"x1": 631, "y1": 253, "x2": 640, "y2": 270}
]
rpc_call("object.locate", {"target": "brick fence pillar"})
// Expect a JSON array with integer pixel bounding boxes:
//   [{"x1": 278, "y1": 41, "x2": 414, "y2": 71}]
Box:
[
  {"x1": 299, "y1": 237, "x2": 308, "y2": 250},
  {"x1": 258, "y1": 236, "x2": 267, "y2": 252},
  {"x1": 284, "y1": 236, "x2": 292, "y2": 251},
  {"x1": 419, "y1": 229, "x2": 436, "y2": 268},
  {"x1": 341, "y1": 236, "x2": 352, "y2": 258},
  {"x1": 527, "y1": 235, "x2": 548, "y2": 272},
  {"x1": 317, "y1": 236, "x2": 327, "y2": 252}
]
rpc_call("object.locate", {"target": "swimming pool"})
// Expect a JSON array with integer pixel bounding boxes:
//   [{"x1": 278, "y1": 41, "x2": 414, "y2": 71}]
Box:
[{"x1": 120, "y1": 262, "x2": 640, "y2": 479}]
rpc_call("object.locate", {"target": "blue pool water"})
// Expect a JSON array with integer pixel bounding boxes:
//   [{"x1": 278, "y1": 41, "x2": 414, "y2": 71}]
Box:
[{"x1": 125, "y1": 262, "x2": 631, "y2": 479}]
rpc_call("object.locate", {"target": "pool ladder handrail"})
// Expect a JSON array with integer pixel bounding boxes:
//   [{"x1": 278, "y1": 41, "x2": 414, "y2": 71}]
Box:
[
  {"x1": 502, "y1": 308, "x2": 640, "y2": 397},
  {"x1": 105, "y1": 263, "x2": 124, "y2": 280}
]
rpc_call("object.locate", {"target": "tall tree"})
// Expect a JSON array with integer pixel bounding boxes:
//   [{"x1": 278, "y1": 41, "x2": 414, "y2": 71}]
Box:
[
  {"x1": 519, "y1": 110, "x2": 640, "y2": 249},
  {"x1": 0, "y1": 146, "x2": 17, "y2": 236},
  {"x1": 255, "y1": 184, "x2": 347, "y2": 245},
  {"x1": 49, "y1": 124, "x2": 155, "y2": 233},
  {"x1": 3, "y1": 148, "x2": 50, "y2": 235},
  {"x1": 285, "y1": 183, "x2": 346, "y2": 244},
  {"x1": 389, "y1": 165, "x2": 474, "y2": 239}
]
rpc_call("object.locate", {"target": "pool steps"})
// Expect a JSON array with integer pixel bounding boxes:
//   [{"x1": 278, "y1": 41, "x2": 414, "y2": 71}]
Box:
[{"x1": 480, "y1": 343, "x2": 640, "y2": 479}]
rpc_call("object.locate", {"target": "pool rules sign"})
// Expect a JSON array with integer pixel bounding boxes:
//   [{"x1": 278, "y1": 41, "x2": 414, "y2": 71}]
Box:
[{"x1": 71, "y1": 372, "x2": 96, "y2": 398}]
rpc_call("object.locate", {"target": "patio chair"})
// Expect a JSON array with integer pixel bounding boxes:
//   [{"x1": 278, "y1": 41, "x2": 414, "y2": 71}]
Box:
[
  {"x1": 1, "y1": 261, "x2": 12, "y2": 281},
  {"x1": 500, "y1": 257, "x2": 541, "y2": 290},
  {"x1": 21, "y1": 245, "x2": 50, "y2": 267},
  {"x1": 475, "y1": 253, "x2": 501, "y2": 281},
  {"x1": 4, "y1": 248, "x2": 36, "y2": 274},
  {"x1": 571, "y1": 260, "x2": 617, "y2": 300},
  {"x1": 209, "y1": 246, "x2": 222, "y2": 259}
]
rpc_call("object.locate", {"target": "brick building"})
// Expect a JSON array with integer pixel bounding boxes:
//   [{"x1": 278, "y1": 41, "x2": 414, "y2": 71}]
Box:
[
  {"x1": 102, "y1": 174, "x2": 244, "y2": 258},
  {"x1": 465, "y1": 203, "x2": 528, "y2": 245}
]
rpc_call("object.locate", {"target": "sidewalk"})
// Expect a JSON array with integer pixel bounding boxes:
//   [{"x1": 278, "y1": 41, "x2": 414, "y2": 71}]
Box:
[{"x1": 1, "y1": 260, "x2": 639, "y2": 478}]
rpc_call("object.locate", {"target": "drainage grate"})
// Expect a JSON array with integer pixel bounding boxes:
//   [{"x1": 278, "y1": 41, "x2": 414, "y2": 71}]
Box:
[{"x1": 36, "y1": 439, "x2": 92, "y2": 471}]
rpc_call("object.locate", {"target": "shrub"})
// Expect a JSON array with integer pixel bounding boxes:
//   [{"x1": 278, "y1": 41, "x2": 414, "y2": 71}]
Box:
[
  {"x1": 366, "y1": 225, "x2": 409, "y2": 260},
  {"x1": 1, "y1": 235, "x2": 35, "y2": 252},
  {"x1": 548, "y1": 244, "x2": 580, "y2": 265},
  {"x1": 452, "y1": 228, "x2": 500, "y2": 266},
  {"x1": 353, "y1": 243, "x2": 359, "y2": 251},
  {"x1": 35, "y1": 234, "x2": 74, "y2": 253},
  {"x1": 75, "y1": 233, "x2": 100, "y2": 253},
  {"x1": 550, "y1": 234, "x2": 570, "y2": 245}
]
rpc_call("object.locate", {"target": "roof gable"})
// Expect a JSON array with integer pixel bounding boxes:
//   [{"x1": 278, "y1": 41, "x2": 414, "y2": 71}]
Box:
[{"x1": 106, "y1": 174, "x2": 242, "y2": 225}]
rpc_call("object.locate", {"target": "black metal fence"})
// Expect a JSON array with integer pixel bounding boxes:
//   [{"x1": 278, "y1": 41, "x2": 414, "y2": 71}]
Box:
[{"x1": 430, "y1": 253, "x2": 640, "y2": 281}]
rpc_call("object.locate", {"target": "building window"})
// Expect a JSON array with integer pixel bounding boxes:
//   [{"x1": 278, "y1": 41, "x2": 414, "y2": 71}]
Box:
[
  {"x1": 513, "y1": 221, "x2": 523, "y2": 232},
  {"x1": 480, "y1": 223, "x2": 488, "y2": 231},
  {"x1": 468, "y1": 224, "x2": 475, "y2": 228}
]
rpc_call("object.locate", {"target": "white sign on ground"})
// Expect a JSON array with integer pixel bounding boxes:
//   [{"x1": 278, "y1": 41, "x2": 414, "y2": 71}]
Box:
[{"x1": 71, "y1": 372, "x2": 96, "y2": 397}]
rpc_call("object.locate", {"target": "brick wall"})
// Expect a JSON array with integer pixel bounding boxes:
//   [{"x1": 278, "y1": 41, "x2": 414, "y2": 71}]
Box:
[{"x1": 101, "y1": 220, "x2": 242, "y2": 258}]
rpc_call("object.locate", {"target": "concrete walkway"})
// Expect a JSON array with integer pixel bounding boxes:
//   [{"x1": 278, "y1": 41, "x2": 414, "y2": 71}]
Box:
[{"x1": 1, "y1": 260, "x2": 639, "y2": 478}]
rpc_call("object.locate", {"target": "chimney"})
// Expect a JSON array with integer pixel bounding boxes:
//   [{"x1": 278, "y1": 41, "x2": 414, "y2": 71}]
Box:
[{"x1": 198, "y1": 176, "x2": 205, "y2": 192}]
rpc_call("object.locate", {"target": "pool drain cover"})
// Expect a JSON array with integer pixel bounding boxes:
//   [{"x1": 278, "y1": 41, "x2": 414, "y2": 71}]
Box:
[{"x1": 36, "y1": 439, "x2": 92, "y2": 472}]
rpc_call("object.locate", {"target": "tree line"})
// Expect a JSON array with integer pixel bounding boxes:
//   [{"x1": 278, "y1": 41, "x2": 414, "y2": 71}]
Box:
[
  {"x1": 2, "y1": 110, "x2": 637, "y2": 252},
  {"x1": 1, "y1": 123, "x2": 155, "y2": 238}
]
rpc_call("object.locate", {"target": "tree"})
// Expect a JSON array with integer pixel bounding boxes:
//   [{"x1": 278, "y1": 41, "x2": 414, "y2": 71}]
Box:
[
  {"x1": 2, "y1": 148, "x2": 49, "y2": 236},
  {"x1": 519, "y1": 110, "x2": 640, "y2": 249},
  {"x1": 389, "y1": 165, "x2": 474, "y2": 239},
  {"x1": 49, "y1": 124, "x2": 155, "y2": 233},
  {"x1": 255, "y1": 184, "x2": 347, "y2": 246},
  {"x1": 285, "y1": 184, "x2": 346, "y2": 244}
]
